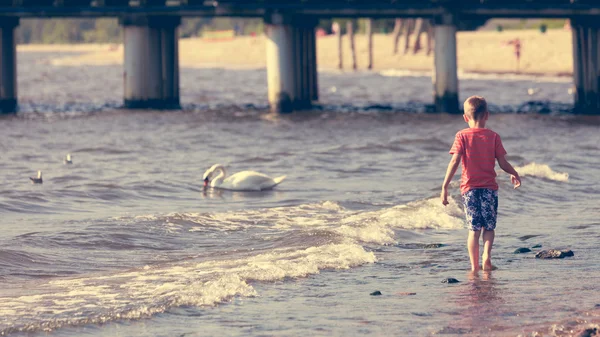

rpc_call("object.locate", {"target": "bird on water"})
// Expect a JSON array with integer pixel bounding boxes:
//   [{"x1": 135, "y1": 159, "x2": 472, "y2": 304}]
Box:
[
  {"x1": 202, "y1": 164, "x2": 286, "y2": 191},
  {"x1": 30, "y1": 171, "x2": 43, "y2": 184},
  {"x1": 64, "y1": 153, "x2": 73, "y2": 164}
]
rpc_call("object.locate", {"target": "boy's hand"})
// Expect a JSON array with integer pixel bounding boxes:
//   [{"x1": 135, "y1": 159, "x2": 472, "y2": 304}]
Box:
[
  {"x1": 511, "y1": 175, "x2": 521, "y2": 189},
  {"x1": 441, "y1": 188, "x2": 449, "y2": 206}
]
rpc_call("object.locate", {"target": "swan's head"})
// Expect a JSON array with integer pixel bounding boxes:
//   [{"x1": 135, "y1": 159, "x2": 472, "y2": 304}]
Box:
[{"x1": 202, "y1": 164, "x2": 223, "y2": 186}]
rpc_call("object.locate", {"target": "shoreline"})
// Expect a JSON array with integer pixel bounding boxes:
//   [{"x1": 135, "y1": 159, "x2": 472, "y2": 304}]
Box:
[{"x1": 18, "y1": 29, "x2": 574, "y2": 77}]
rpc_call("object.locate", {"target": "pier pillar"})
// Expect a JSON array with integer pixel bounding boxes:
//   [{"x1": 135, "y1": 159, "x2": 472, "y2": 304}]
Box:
[
  {"x1": 432, "y1": 14, "x2": 459, "y2": 114},
  {"x1": 0, "y1": 18, "x2": 18, "y2": 114},
  {"x1": 120, "y1": 16, "x2": 180, "y2": 109},
  {"x1": 571, "y1": 18, "x2": 600, "y2": 114},
  {"x1": 265, "y1": 14, "x2": 318, "y2": 113}
]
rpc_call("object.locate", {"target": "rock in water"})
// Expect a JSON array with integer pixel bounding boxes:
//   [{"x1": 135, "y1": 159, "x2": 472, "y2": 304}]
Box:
[
  {"x1": 535, "y1": 249, "x2": 574, "y2": 259},
  {"x1": 532, "y1": 244, "x2": 542, "y2": 249},
  {"x1": 441, "y1": 278, "x2": 459, "y2": 284},
  {"x1": 514, "y1": 247, "x2": 532, "y2": 254},
  {"x1": 576, "y1": 326, "x2": 598, "y2": 337},
  {"x1": 370, "y1": 291, "x2": 382, "y2": 296},
  {"x1": 423, "y1": 243, "x2": 445, "y2": 249},
  {"x1": 518, "y1": 234, "x2": 541, "y2": 241}
]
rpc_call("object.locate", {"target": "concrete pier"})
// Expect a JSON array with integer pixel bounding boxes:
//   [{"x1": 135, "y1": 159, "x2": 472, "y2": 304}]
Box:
[
  {"x1": 433, "y1": 14, "x2": 459, "y2": 114},
  {"x1": 0, "y1": 18, "x2": 18, "y2": 114},
  {"x1": 571, "y1": 18, "x2": 600, "y2": 114},
  {"x1": 121, "y1": 15, "x2": 180, "y2": 109},
  {"x1": 265, "y1": 14, "x2": 318, "y2": 113}
]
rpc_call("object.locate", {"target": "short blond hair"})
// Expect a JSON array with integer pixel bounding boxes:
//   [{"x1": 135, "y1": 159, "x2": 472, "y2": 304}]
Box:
[{"x1": 464, "y1": 96, "x2": 488, "y2": 121}]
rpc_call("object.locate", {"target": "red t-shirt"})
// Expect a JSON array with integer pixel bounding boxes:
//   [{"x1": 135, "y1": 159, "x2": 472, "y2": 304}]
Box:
[{"x1": 449, "y1": 128, "x2": 507, "y2": 194}]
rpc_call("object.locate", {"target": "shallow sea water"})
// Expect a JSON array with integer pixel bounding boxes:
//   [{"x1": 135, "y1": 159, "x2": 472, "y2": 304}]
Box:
[{"x1": 0, "y1": 51, "x2": 599, "y2": 336}]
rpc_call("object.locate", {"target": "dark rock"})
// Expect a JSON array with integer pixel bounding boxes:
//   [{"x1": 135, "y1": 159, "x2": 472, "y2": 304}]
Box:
[
  {"x1": 397, "y1": 243, "x2": 445, "y2": 249},
  {"x1": 514, "y1": 247, "x2": 532, "y2": 254},
  {"x1": 365, "y1": 104, "x2": 393, "y2": 111},
  {"x1": 370, "y1": 290, "x2": 382, "y2": 296},
  {"x1": 595, "y1": 304, "x2": 600, "y2": 308},
  {"x1": 441, "y1": 278, "x2": 460, "y2": 284},
  {"x1": 532, "y1": 244, "x2": 542, "y2": 249},
  {"x1": 423, "y1": 243, "x2": 445, "y2": 249},
  {"x1": 518, "y1": 234, "x2": 541, "y2": 241},
  {"x1": 535, "y1": 249, "x2": 574, "y2": 259},
  {"x1": 576, "y1": 326, "x2": 598, "y2": 337}
]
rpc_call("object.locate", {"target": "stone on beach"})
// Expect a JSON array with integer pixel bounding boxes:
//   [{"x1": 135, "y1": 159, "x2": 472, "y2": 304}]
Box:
[
  {"x1": 514, "y1": 247, "x2": 532, "y2": 254},
  {"x1": 535, "y1": 249, "x2": 574, "y2": 259},
  {"x1": 423, "y1": 243, "x2": 445, "y2": 249},
  {"x1": 441, "y1": 278, "x2": 460, "y2": 284},
  {"x1": 575, "y1": 325, "x2": 599, "y2": 337},
  {"x1": 518, "y1": 234, "x2": 541, "y2": 241}
]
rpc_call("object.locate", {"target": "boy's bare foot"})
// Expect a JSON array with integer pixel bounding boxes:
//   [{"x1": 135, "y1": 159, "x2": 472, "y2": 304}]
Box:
[{"x1": 482, "y1": 256, "x2": 493, "y2": 271}]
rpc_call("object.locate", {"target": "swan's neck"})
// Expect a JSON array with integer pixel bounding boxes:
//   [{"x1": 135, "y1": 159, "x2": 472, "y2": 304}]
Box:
[{"x1": 211, "y1": 166, "x2": 226, "y2": 186}]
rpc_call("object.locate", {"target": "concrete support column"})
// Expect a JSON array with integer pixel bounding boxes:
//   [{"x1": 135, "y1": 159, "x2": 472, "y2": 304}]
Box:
[
  {"x1": 432, "y1": 14, "x2": 459, "y2": 114},
  {"x1": 120, "y1": 15, "x2": 180, "y2": 109},
  {"x1": 265, "y1": 13, "x2": 318, "y2": 113},
  {"x1": 0, "y1": 18, "x2": 18, "y2": 114},
  {"x1": 571, "y1": 17, "x2": 600, "y2": 114}
]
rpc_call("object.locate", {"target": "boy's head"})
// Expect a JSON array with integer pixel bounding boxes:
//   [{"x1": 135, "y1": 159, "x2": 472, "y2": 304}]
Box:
[{"x1": 463, "y1": 96, "x2": 488, "y2": 122}]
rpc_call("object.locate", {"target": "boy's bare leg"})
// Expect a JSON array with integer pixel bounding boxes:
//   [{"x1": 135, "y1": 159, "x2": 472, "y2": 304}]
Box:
[
  {"x1": 482, "y1": 229, "x2": 495, "y2": 271},
  {"x1": 468, "y1": 230, "x2": 481, "y2": 272}
]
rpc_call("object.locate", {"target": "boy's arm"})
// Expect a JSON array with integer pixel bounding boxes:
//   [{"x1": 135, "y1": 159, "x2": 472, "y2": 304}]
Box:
[
  {"x1": 441, "y1": 153, "x2": 461, "y2": 205},
  {"x1": 497, "y1": 154, "x2": 521, "y2": 189}
]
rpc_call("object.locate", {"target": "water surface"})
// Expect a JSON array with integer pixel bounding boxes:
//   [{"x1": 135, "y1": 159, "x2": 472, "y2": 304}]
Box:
[{"x1": 0, "y1": 51, "x2": 599, "y2": 336}]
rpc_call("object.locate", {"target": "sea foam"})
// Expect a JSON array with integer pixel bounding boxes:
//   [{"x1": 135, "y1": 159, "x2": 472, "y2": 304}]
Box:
[
  {"x1": 515, "y1": 163, "x2": 569, "y2": 182},
  {"x1": 0, "y1": 243, "x2": 374, "y2": 335}
]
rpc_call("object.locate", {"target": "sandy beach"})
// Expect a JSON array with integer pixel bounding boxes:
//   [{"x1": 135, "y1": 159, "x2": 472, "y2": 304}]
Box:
[{"x1": 19, "y1": 29, "x2": 573, "y2": 76}]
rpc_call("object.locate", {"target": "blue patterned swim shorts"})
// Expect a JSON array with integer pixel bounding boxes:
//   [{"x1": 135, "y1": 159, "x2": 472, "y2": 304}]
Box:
[{"x1": 462, "y1": 188, "x2": 498, "y2": 231}]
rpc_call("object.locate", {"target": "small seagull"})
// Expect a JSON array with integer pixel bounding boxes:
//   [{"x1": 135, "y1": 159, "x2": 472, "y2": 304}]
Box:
[
  {"x1": 30, "y1": 171, "x2": 43, "y2": 184},
  {"x1": 64, "y1": 153, "x2": 73, "y2": 164},
  {"x1": 527, "y1": 88, "x2": 541, "y2": 96}
]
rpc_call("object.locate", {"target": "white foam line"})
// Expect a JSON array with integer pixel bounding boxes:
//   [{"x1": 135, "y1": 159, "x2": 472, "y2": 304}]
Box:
[
  {"x1": 515, "y1": 163, "x2": 569, "y2": 182},
  {"x1": 380, "y1": 68, "x2": 572, "y2": 83},
  {"x1": 0, "y1": 243, "x2": 375, "y2": 334}
]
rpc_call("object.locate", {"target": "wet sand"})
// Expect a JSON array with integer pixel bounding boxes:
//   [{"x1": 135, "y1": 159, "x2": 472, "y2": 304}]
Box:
[{"x1": 19, "y1": 29, "x2": 573, "y2": 76}]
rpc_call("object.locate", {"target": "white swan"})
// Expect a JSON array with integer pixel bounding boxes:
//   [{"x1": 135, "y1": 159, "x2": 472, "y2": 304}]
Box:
[{"x1": 202, "y1": 164, "x2": 286, "y2": 191}]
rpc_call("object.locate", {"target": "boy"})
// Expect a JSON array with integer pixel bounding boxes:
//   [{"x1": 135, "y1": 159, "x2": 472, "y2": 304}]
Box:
[{"x1": 441, "y1": 96, "x2": 521, "y2": 272}]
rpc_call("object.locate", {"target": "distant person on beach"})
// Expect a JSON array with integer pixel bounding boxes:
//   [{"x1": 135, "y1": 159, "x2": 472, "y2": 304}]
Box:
[
  {"x1": 440, "y1": 96, "x2": 521, "y2": 272},
  {"x1": 505, "y1": 38, "x2": 521, "y2": 72}
]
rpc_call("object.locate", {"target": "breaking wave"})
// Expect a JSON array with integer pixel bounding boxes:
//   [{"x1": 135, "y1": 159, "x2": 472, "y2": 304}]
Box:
[
  {"x1": 0, "y1": 244, "x2": 374, "y2": 335},
  {"x1": 515, "y1": 163, "x2": 569, "y2": 182}
]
